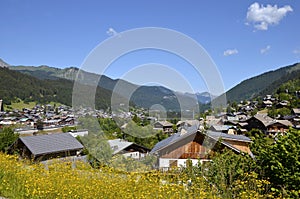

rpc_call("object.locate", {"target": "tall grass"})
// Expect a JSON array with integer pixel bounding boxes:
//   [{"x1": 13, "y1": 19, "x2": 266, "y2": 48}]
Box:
[{"x1": 0, "y1": 153, "x2": 276, "y2": 199}]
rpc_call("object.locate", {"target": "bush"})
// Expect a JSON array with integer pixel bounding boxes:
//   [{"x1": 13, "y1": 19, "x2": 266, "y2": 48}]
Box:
[{"x1": 0, "y1": 127, "x2": 19, "y2": 152}]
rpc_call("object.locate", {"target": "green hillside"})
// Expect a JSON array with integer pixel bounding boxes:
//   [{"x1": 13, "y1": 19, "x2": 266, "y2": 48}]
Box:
[
  {"x1": 0, "y1": 67, "x2": 113, "y2": 110},
  {"x1": 226, "y1": 63, "x2": 300, "y2": 102}
]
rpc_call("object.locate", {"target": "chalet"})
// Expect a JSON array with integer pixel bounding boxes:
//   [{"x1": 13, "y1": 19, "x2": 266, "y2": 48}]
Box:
[
  {"x1": 177, "y1": 120, "x2": 200, "y2": 128},
  {"x1": 226, "y1": 115, "x2": 239, "y2": 122},
  {"x1": 276, "y1": 100, "x2": 289, "y2": 108},
  {"x1": 266, "y1": 120, "x2": 293, "y2": 135},
  {"x1": 208, "y1": 125, "x2": 230, "y2": 133},
  {"x1": 235, "y1": 122, "x2": 248, "y2": 134},
  {"x1": 151, "y1": 127, "x2": 252, "y2": 169},
  {"x1": 246, "y1": 114, "x2": 274, "y2": 133},
  {"x1": 108, "y1": 139, "x2": 150, "y2": 159},
  {"x1": 61, "y1": 117, "x2": 75, "y2": 126},
  {"x1": 236, "y1": 112, "x2": 249, "y2": 121},
  {"x1": 264, "y1": 95, "x2": 276, "y2": 101},
  {"x1": 240, "y1": 105, "x2": 254, "y2": 112},
  {"x1": 205, "y1": 115, "x2": 223, "y2": 126},
  {"x1": 19, "y1": 118, "x2": 34, "y2": 126},
  {"x1": 42, "y1": 119, "x2": 61, "y2": 128},
  {"x1": 11, "y1": 133, "x2": 84, "y2": 161},
  {"x1": 0, "y1": 117, "x2": 17, "y2": 126},
  {"x1": 292, "y1": 108, "x2": 300, "y2": 116},
  {"x1": 153, "y1": 121, "x2": 174, "y2": 134},
  {"x1": 68, "y1": 129, "x2": 89, "y2": 137},
  {"x1": 263, "y1": 100, "x2": 273, "y2": 108},
  {"x1": 246, "y1": 113, "x2": 294, "y2": 135}
]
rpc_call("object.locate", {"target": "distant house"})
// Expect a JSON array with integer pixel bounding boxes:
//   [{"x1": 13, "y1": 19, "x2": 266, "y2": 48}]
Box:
[
  {"x1": 246, "y1": 114, "x2": 274, "y2": 133},
  {"x1": 266, "y1": 120, "x2": 293, "y2": 135},
  {"x1": 226, "y1": 115, "x2": 239, "y2": 123},
  {"x1": 263, "y1": 100, "x2": 273, "y2": 108},
  {"x1": 292, "y1": 108, "x2": 300, "y2": 116},
  {"x1": 68, "y1": 129, "x2": 89, "y2": 137},
  {"x1": 151, "y1": 128, "x2": 252, "y2": 169},
  {"x1": 108, "y1": 139, "x2": 150, "y2": 159},
  {"x1": 19, "y1": 118, "x2": 34, "y2": 126},
  {"x1": 42, "y1": 119, "x2": 61, "y2": 128},
  {"x1": 208, "y1": 125, "x2": 231, "y2": 133},
  {"x1": 153, "y1": 121, "x2": 174, "y2": 134},
  {"x1": 176, "y1": 120, "x2": 200, "y2": 128},
  {"x1": 276, "y1": 100, "x2": 289, "y2": 108},
  {"x1": 0, "y1": 117, "x2": 17, "y2": 126},
  {"x1": 205, "y1": 115, "x2": 223, "y2": 127},
  {"x1": 11, "y1": 133, "x2": 84, "y2": 161},
  {"x1": 235, "y1": 112, "x2": 249, "y2": 121},
  {"x1": 246, "y1": 114, "x2": 293, "y2": 135},
  {"x1": 61, "y1": 117, "x2": 75, "y2": 126}
]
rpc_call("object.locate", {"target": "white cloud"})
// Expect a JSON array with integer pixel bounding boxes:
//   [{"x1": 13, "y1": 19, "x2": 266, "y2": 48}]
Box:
[
  {"x1": 246, "y1": 2, "x2": 293, "y2": 30},
  {"x1": 293, "y1": 49, "x2": 300, "y2": 55},
  {"x1": 260, "y1": 45, "x2": 271, "y2": 54},
  {"x1": 106, "y1": 27, "x2": 118, "y2": 36},
  {"x1": 224, "y1": 49, "x2": 238, "y2": 56}
]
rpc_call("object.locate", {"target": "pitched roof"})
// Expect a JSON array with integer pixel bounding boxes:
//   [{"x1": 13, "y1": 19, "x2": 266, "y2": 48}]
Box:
[
  {"x1": 151, "y1": 126, "x2": 198, "y2": 154},
  {"x1": 176, "y1": 120, "x2": 200, "y2": 127},
  {"x1": 107, "y1": 139, "x2": 133, "y2": 155},
  {"x1": 156, "y1": 121, "x2": 173, "y2": 127},
  {"x1": 268, "y1": 120, "x2": 293, "y2": 127},
  {"x1": 292, "y1": 108, "x2": 300, "y2": 115},
  {"x1": 107, "y1": 139, "x2": 150, "y2": 155},
  {"x1": 207, "y1": 131, "x2": 251, "y2": 143},
  {"x1": 252, "y1": 114, "x2": 274, "y2": 127},
  {"x1": 209, "y1": 125, "x2": 230, "y2": 132},
  {"x1": 150, "y1": 127, "x2": 251, "y2": 154},
  {"x1": 19, "y1": 133, "x2": 83, "y2": 156}
]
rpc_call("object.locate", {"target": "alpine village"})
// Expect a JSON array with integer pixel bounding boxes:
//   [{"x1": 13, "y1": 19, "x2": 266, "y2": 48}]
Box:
[{"x1": 0, "y1": 58, "x2": 299, "y2": 198}]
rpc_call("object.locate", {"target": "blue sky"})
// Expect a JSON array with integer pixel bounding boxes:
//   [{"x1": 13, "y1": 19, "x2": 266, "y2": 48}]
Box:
[{"x1": 1, "y1": 0, "x2": 299, "y2": 93}]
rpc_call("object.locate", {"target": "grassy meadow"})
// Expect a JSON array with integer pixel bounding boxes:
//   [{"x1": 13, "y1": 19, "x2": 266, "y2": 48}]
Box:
[{"x1": 0, "y1": 153, "x2": 278, "y2": 199}]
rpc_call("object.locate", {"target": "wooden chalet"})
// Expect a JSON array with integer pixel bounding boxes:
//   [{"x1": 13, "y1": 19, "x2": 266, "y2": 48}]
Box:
[
  {"x1": 208, "y1": 125, "x2": 230, "y2": 133},
  {"x1": 153, "y1": 121, "x2": 174, "y2": 134},
  {"x1": 11, "y1": 133, "x2": 84, "y2": 161},
  {"x1": 292, "y1": 108, "x2": 300, "y2": 116},
  {"x1": 266, "y1": 120, "x2": 293, "y2": 135},
  {"x1": 246, "y1": 114, "x2": 293, "y2": 135},
  {"x1": 151, "y1": 127, "x2": 252, "y2": 169},
  {"x1": 176, "y1": 120, "x2": 200, "y2": 128},
  {"x1": 245, "y1": 114, "x2": 274, "y2": 133}
]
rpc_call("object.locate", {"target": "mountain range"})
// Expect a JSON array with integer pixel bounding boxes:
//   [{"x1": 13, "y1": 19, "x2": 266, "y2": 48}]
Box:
[
  {"x1": 8, "y1": 64, "x2": 211, "y2": 111},
  {"x1": 1, "y1": 58, "x2": 299, "y2": 112}
]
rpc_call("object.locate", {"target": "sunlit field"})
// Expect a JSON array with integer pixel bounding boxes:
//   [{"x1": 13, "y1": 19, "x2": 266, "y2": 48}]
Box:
[{"x1": 0, "y1": 153, "x2": 277, "y2": 199}]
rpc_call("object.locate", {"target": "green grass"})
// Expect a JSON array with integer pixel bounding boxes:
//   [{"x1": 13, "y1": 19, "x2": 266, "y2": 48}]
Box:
[
  {"x1": 4, "y1": 99, "x2": 63, "y2": 111},
  {"x1": 257, "y1": 109, "x2": 268, "y2": 114},
  {"x1": 5, "y1": 101, "x2": 36, "y2": 111}
]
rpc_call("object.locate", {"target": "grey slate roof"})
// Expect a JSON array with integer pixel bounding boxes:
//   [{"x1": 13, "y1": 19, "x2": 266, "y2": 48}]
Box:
[
  {"x1": 20, "y1": 133, "x2": 83, "y2": 156},
  {"x1": 107, "y1": 139, "x2": 133, "y2": 155},
  {"x1": 253, "y1": 114, "x2": 274, "y2": 127},
  {"x1": 209, "y1": 125, "x2": 231, "y2": 132},
  {"x1": 207, "y1": 131, "x2": 252, "y2": 142}
]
